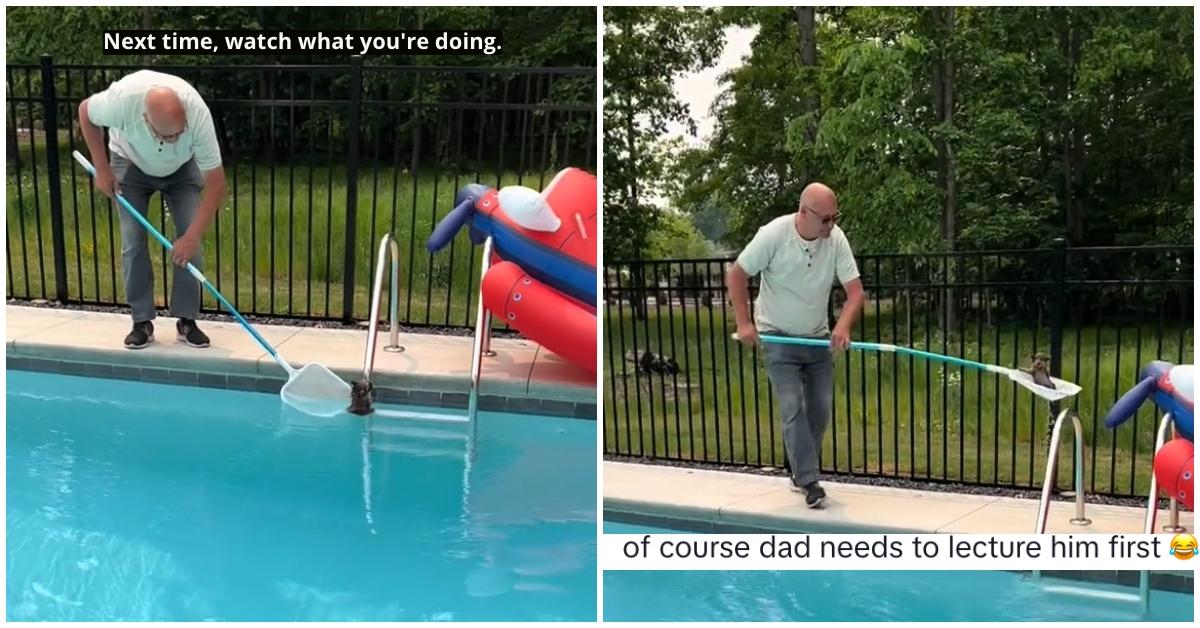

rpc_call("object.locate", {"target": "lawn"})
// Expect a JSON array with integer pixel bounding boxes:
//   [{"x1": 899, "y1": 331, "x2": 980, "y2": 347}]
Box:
[
  {"x1": 7, "y1": 132, "x2": 567, "y2": 327},
  {"x1": 603, "y1": 297, "x2": 1194, "y2": 498}
]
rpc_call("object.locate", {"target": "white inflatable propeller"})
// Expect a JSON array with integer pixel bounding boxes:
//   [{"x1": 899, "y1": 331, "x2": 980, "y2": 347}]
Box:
[{"x1": 497, "y1": 185, "x2": 561, "y2": 232}]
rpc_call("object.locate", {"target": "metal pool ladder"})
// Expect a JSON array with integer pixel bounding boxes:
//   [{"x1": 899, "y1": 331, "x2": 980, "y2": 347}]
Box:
[
  {"x1": 1031, "y1": 409, "x2": 1093, "y2": 596},
  {"x1": 1132, "y1": 413, "x2": 1189, "y2": 615},
  {"x1": 1030, "y1": 409, "x2": 1146, "y2": 613},
  {"x1": 1033, "y1": 411, "x2": 1190, "y2": 615},
  {"x1": 466, "y1": 236, "x2": 496, "y2": 452},
  {"x1": 1033, "y1": 408, "x2": 1091, "y2": 534},
  {"x1": 350, "y1": 233, "x2": 404, "y2": 414},
  {"x1": 1143, "y1": 413, "x2": 1187, "y2": 535}
]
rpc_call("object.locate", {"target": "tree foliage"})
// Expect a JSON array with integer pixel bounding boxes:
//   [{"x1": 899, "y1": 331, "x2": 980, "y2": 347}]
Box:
[
  {"x1": 602, "y1": 6, "x2": 724, "y2": 261},
  {"x1": 646, "y1": 210, "x2": 718, "y2": 260},
  {"x1": 658, "y1": 6, "x2": 1192, "y2": 254}
]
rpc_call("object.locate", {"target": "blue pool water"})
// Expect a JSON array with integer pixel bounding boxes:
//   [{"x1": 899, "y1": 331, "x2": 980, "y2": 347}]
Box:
[
  {"x1": 604, "y1": 522, "x2": 1194, "y2": 622},
  {"x1": 6, "y1": 370, "x2": 596, "y2": 621}
]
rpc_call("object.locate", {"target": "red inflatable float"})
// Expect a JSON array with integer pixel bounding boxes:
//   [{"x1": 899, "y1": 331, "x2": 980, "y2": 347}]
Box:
[
  {"x1": 428, "y1": 168, "x2": 597, "y2": 375},
  {"x1": 482, "y1": 261, "x2": 595, "y2": 374},
  {"x1": 1154, "y1": 438, "x2": 1194, "y2": 510},
  {"x1": 481, "y1": 169, "x2": 595, "y2": 373}
]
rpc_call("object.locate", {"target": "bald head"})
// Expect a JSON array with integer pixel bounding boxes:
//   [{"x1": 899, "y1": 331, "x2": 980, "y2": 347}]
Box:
[
  {"x1": 796, "y1": 182, "x2": 840, "y2": 239},
  {"x1": 144, "y1": 86, "x2": 186, "y2": 138},
  {"x1": 799, "y1": 182, "x2": 838, "y2": 214}
]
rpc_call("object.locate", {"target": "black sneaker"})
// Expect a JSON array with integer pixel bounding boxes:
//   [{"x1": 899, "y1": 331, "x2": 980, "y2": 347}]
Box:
[
  {"x1": 124, "y1": 321, "x2": 154, "y2": 350},
  {"x1": 176, "y1": 318, "x2": 210, "y2": 348},
  {"x1": 803, "y1": 482, "x2": 826, "y2": 509}
]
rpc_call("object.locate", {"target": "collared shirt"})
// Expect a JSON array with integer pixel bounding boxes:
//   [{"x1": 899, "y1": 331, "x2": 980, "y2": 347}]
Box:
[
  {"x1": 735, "y1": 215, "x2": 860, "y2": 336},
  {"x1": 86, "y1": 70, "x2": 221, "y2": 177}
]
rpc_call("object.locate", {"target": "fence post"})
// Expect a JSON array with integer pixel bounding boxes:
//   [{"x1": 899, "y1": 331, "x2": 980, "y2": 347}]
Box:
[
  {"x1": 1048, "y1": 237, "x2": 1067, "y2": 379},
  {"x1": 1045, "y1": 238, "x2": 1068, "y2": 489},
  {"x1": 341, "y1": 55, "x2": 363, "y2": 323},
  {"x1": 40, "y1": 54, "x2": 69, "y2": 303}
]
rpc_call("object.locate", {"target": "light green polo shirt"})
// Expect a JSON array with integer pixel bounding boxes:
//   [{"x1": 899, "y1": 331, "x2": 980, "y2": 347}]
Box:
[
  {"x1": 86, "y1": 70, "x2": 222, "y2": 178},
  {"x1": 735, "y1": 214, "x2": 861, "y2": 336}
]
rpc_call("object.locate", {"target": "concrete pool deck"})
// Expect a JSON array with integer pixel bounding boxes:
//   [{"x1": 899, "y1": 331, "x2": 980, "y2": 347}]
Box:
[
  {"x1": 605, "y1": 461, "x2": 1194, "y2": 535},
  {"x1": 5, "y1": 305, "x2": 594, "y2": 416}
]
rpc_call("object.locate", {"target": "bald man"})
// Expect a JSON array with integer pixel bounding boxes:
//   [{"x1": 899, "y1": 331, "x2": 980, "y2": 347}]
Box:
[
  {"x1": 727, "y1": 183, "x2": 866, "y2": 508},
  {"x1": 79, "y1": 70, "x2": 226, "y2": 349}
]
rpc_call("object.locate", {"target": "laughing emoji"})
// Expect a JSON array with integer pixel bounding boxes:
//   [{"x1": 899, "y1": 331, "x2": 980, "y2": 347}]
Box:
[{"x1": 1169, "y1": 534, "x2": 1197, "y2": 560}]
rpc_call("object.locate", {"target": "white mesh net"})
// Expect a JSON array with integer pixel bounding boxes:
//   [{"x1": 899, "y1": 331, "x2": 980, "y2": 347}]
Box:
[
  {"x1": 280, "y1": 363, "x2": 352, "y2": 417},
  {"x1": 1008, "y1": 369, "x2": 1082, "y2": 402}
]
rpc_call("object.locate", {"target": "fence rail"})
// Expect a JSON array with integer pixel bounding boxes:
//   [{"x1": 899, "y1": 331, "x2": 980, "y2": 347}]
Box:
[
  {"x1": 604, "y1": 243, "x2": 1194, "y2": 499},
  {"x1": 6, "y1": 55, "x2": 596, "y2": 326}
]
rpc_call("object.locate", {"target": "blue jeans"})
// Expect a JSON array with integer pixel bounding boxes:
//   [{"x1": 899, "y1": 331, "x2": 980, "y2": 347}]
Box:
[
  {"x1": 110, "y1": 154, "x2": 203, "y2": 324},
  {"x1": 762, "y1": 338, "x2": 834, "y2": 486}
]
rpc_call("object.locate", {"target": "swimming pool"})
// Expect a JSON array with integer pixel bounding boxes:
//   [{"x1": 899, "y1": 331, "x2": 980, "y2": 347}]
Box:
[
  {"x1": 7, "y1": 370, "x2": 596, "y2": 621},
  {"x1": 603, "y1": 522, "x2": 1194, "y2": 622}
]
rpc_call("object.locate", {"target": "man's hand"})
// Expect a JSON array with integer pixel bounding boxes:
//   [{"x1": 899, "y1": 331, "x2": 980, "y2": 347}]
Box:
[
  {"x1": 93, "y1": 164, "x2": 120, "y2": 198},
  {"x1": 830, "y1": 323, "x2": 852, "y2": 353},
  {"x1": 735, "y1": 322, "x2": 760, "y2": 346},
  {"x1": 831, "y1": 279, "x2": 865, "y2": 354},
  {"x1": 727, "y1": 263, "x2": 760, "y2": 347},
  {"x1": 171, "y1": 233, "x2": 200, "y2": 267}
]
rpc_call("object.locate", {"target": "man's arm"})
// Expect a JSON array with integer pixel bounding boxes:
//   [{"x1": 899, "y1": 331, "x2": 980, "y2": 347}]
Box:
[
  {"x1": 727, "y1": 262, "x2": 759, "y2": 345},
  {"x1": 830, "y1": 278, "x2": 865, "y2": 352},
  {"x1": 77, "y1": 98, "x2": 118, "y2": 197},
  {"x1": 170, "y1": 168, "x2": 226, "y2": 266}
]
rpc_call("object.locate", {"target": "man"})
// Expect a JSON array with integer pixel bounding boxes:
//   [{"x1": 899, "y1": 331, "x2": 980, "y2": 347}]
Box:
[
  {"x1": 79, "y1": 70, "x2": 226, "y2": 349},
  {"x1": 727, "y1": 183, "x2": 865, "y2": 508}
]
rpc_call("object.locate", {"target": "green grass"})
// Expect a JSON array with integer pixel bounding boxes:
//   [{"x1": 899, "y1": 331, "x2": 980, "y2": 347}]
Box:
[
  {"x1": 604, "y1": 299, "x2": 1194, "y2": 498},
  {"x1": 7, "y1": 132, "x2": 561, "y2": 326}
]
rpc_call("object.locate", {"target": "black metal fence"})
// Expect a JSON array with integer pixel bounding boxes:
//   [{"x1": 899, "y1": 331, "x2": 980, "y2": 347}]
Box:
[
  {"x1": 6, "y1": 55, "x2": 596, "y2": 326},
  {"x1": 604, "y1": 243, "x2": 1194, "y2": 499}
]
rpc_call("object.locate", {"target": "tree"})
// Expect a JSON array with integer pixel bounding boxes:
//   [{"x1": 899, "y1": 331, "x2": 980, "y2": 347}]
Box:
[
  {"x1": 646, "y1": 211, "x2": 717, "y2": 260},
  {"x1": 603, "y1": 6, "x2": 723, "y2": 262},
  {"x1": 931, "y1": 7, "x2": 958, "y2": 330},
  {"x1": 931, "y1": 7, "x2": 957, "y2": 252},
  {"x1": 794, "y1": 7, "x2": 820, "y2": 187},
  {"x1": 604, "y1": 6, "x2": 723, "y2": 318},
  {"x1": 669, "y1": 6, "x2": 1191, "y2": 255},
  {"x1": 676, "y1": 6, "x2": 820, "y2": 245},
  {"x1": 805, "y1": 7, "x2": 942, "y2": 253}
]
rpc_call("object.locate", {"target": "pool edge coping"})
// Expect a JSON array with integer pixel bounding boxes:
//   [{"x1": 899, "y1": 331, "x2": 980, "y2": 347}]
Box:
[
  {"x1": 603, "y1": 461, "x2": 1195, "y2": 532},
  {"x1": 5, "y1": 305, "x2": 595, "y2": 419},
  {"x1": 7, "y1": 351, "x2": 595, "y2": 421}
]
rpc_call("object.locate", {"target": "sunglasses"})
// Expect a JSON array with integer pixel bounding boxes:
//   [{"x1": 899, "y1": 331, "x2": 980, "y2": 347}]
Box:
[
  {"x1": 144, "y1": 114, "x2": 186, "y2": 143},
  {"x1": 802, "y1": 204, "x2": 841, "y2": 225}
]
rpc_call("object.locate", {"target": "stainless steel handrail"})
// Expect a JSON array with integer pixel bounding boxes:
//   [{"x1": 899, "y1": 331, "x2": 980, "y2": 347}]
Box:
[
  {"x1": 1034, "y1": 408, "x2": 1091, "y2": 533},
  {"x1": 1145, "y1": 413, "x2": 1185, "y2": 534},
  {"x1": 1135, "y1": 413, "x2": 1179, "y2": 617},
  {"x1": 362, "y1": 233, "x2": 404, "y2": 383},
  {"x1": 467, "y1": 236, "x2": 496, "y2": 452},
  {"x1": 349, "y1": 234, "x2": 404, "y2": 415},
  {"x1": 1162, "y1": 420, "x2": 1185, "y2": 533},
  {"x1": 481, "y1": 323, "x2": 496, "y2": 357}
]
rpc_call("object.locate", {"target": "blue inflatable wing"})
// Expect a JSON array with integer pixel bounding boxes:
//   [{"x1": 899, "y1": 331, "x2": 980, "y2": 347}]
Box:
[
  {"x1": 427, "y1": 184, "x2": 491, "y2": 253},
  {"x1": 1104, "y1": 375, "x2": 1157, "y2": 429},
  {"x1": 425, "y1": 183, "x2": 596, "y2": 307}
]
